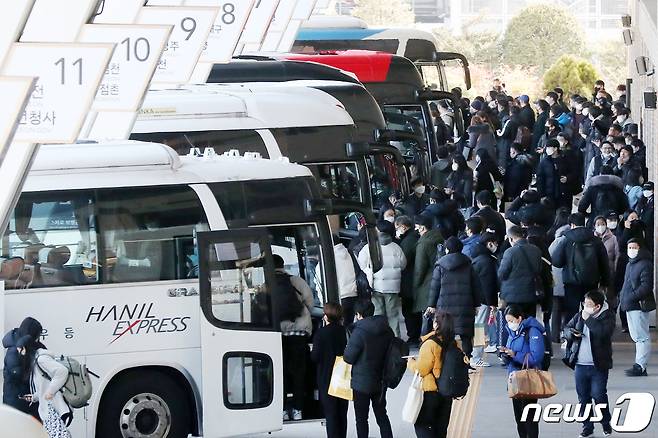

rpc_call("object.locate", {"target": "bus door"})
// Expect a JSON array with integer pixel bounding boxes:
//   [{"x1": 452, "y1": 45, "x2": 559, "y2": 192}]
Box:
[
  {"x1": 381, "y1": 110, "x2": 432, "y2": 181},
  {"x1": 197, "y1": 228, "x2": 283, "y2": 437},
  {"x1": 367, "y1": 142, "x2": 411, "y2": 211},
  {"x1": 415, "y1": 52, "x2": 471, "y2": 92}
]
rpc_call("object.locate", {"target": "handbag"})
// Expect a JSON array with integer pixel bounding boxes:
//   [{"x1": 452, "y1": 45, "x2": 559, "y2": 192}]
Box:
[
  {"x1": 44, "y1": 403, "x2": 72, "y2": 438},
  {"x1": 401, "y1": 372, "x2": 424, "y2": 423},
  {"x1": 508, "y1": 355, "x2": 558, "y2": 399},
  {"x1": 489, "y1": 171, "x2": 504, "y2": 200},
  {"x1": 328, "y1": 356, "x2": 353, "y2": 401}
]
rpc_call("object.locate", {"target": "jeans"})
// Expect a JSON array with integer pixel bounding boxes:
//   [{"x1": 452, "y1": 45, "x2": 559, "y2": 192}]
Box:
[
  {"x1": 575, "y1": 365, "x2": 611, "y2": 434},
  {"x1": 372, "y1": 292, "x2": 402, "y2": 337},
  {"x1": 626, "y1": 310, "x2": 652, "y2": 370},
  {"x1": 414, "y1": 392, "x2": 453, "y2": 438},
  {"x1": 512, "y1": 398, "x2": 539, "y2": 438},
  {"x1": 282, "y1": 335, "x2": 308, "y2": 411},
  {"x1": 320, "y1": 392, "x2": 348, "y2": 438},
  {"x1": 353, "y1": 389, "x2": 393, "y2": 438},
  {"x1": 341, "y1": 296, "x2": 358, "y2": 326}
]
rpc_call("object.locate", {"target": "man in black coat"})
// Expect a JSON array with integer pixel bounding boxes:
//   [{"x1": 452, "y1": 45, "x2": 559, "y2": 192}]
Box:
[
  {"x1": 394, "y1": 215, "x2": 420, "y2": 346},
  {"x1": 518, "y1": 95, "x2": 536, "y2": 129},
  {"x1": 550, "y1": 213, "x2": 610, "y2": 324},
  {"x1": 504, "y1": 144, "x2": 534, "y2": 203},
  {"x1": 536, "y1": 139, "x2": 575, "y2": 209},
  {"x1": 577, "y1": 166, "x2": 628, "y2": 227},
  {"x1": 421, "y1": 189, "x2": 465, "y2": 238},
  {"x1": 473, "y1": 190, "x2": 506, "y2": 245},
  {"x1": 637, "y1": 182, "x2": 654, "y2": 253},
  {"x1": 563, "y1": 290, "x2": 615, "y2": 437},
  {"x1": 498, "y1": 226, "x2": 541, "y2": 318},
  {"x1": 471, "y1": 233, "x2": 500, "y2": 360},
  {"x1": 343, "y1": 300, "x2": 394, "y2": 438},
  {"x1": 505, "y1": 189, "x2": 553, "y2": 233}
]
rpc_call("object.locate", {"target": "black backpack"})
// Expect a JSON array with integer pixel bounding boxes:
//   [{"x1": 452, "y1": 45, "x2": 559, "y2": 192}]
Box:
[
  {"x1": 435, "y1": 338, "x2": 470, "y2": 399},
  {"x1": 570, "y1": 240, "x2": 600, "y2": 285},
  {"x1": 274, "y1": 272, "x2": 304, "y2": 322},
  {"x1": 382, "y1": 336, "x2": 409, "y2": 389},
  {"x1": 349, "y1": 251, "x2": 373, "y2": 300}
]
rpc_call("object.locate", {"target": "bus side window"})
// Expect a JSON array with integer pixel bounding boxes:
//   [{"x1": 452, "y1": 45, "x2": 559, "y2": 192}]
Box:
[
  {"x1": 130, "y1": 130, "x2": 269, "y2": 158},
  {"x1": 96, "y1": 186, "x2": 207, "y2": 283},
  {"x1": 1, "y1": 191, "x2": 98, "y2": 289}
]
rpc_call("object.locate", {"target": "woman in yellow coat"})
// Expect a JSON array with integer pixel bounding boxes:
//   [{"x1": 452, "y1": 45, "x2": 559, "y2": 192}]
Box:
[{"x1": 407, "y1": 310, "x2": 456, "y2": 438}]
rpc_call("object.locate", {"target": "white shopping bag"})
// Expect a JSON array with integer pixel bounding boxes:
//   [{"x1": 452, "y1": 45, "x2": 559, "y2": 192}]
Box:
[{"x1": 401, "y1": 372, "x2": 424, "y2": 423}]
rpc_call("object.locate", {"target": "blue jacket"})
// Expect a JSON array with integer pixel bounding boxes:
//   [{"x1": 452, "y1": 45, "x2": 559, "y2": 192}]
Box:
[
  {"x1": 504, "y1": 316, "x2": 545, "y2": 375},
  {"x1": 460, "y1": 234, "x2": 481, "y2": 260}
]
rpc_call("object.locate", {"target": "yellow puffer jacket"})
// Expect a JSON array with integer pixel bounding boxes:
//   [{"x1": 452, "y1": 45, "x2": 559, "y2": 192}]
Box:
[{"x1": 407, "y1": 331, "x2": 444, "y2": 392}]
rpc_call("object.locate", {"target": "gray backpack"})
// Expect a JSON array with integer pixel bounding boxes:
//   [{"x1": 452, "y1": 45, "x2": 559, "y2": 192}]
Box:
[{"x1": 35, "y1": 354, "x2": 96, "y2": 409}]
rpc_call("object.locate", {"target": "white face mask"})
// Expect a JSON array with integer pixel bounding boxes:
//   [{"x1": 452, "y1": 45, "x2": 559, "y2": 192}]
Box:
[
  {"x1": 451, "y1": 162, "x2": 459, "y2": 171},
  {"x1": 507, "y1": 322, "x2": 520, "y2": 332},
  {"x1": 607, "y1": 220, "x2": 618, "y2": 230},
  {"x1": 396, "y1": 227, "x2": 405, "y2": 238},
  {"x1": 595, "y1": 225, "x2": 607, "y2": 235},
  {"x1": 488, "y1": 244, "x2": 498, "y2": 254},
  {"x1": 627, "y1": 248, "x2": 639, "y2": 259},
  {"x1": 545, "y1": 147, "x2": 555, "y2": 156},
  {"x1": 384, "y1": 215, "x2": 395, "y2": 223},
  {"x1": 583, "y1": 305, "x2": 597, "y2": 315},
  {"x1": 414, "y1": 185, "x2": 426, "y2": 195},
  {"x1": 643, "y1": 190, "x2": 653, "y2": 198},
  {"x1": 616, "y1": 116, "x2": 625, "y2": 123}
]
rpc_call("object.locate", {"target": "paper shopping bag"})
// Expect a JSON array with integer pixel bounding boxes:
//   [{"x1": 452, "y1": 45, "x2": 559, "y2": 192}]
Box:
[
  {"x1": 473, "y1": 323, "x2": 486, "y2": 347},
  {"x1": 328, "y1": 356, "x2": 353, "y2": 401}
]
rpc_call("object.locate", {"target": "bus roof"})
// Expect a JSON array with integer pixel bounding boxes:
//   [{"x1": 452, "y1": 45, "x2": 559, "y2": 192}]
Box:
[
  {"x1": 297, "y1": 27, "x2": 437, "y2": 47},
  {"x1": 26, "y1": 141, "x2": 312, "y2": 192},
  {"x1": 133, "y1": 86, "x2": 354, "y2": 134}
]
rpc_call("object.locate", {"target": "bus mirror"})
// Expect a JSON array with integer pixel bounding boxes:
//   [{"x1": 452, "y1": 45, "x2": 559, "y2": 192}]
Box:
[
  {"x1": 365, "y1": 224, "x2": 383, "y2": 273},
  {"x1": 432, "y1": 52, "x2": 472, "y2": 90},
  {"x1": 345, "y1": 142, "x2": 370, "y2": 157}
]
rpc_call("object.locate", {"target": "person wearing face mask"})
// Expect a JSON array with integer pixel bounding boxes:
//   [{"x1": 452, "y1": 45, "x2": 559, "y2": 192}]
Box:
[
  {"x1": 556, "y1": 132, "x2": 584, "y2": 188},
  {"x1": 615, "y1": 107, "x2": 633, "y2": 129},
  {"x1": 470, "y1": 233, "x2": 500, "y2": 366},
  {"x1": 636, "y1": 182, "x2": 654, "y2": 251},
  {"x1": 563, "y1": 290, "x2": 615, "y2": 438},
  {"x1": 395, "y1": 215, "x2": 420, "y2": 346},
  {"x1": 613, "y1": 145, "x2": 642, "y2": 186},
  {"x1": 382, "y1": 209, "x2": 396, "y2": 224},
  {"x1": 619, "y1": 238, "x2": 655, "y2": 377},
  {"x1": 585, "y1": 141, "x2": 616, "y2": 184},
  {"x1": 578, "y1": 165, "x2": 628, "y2": 227},
  {"x1": 404, "y1": 178, "x2": 430, "y2": 217},
  {"x1": 536, "y1": 138, "x2": 574, "y2": 209},
  {"x1": 537, "y1": 118, "x2": 561, "y2": 152},
  {"x1": 311, "y1": 303, "x2": 348, "y2": 438},
  {"x1": 614, "y1": 211, "x2": 647, "y2": 327},
  {"x1": 504, "y1": 144, "x2": 534, "y2": 204},
  {"x1": 531, "y1": 99, "x2": 550, "y2": 150},
  {"x1": 593, "y1": 216, "x2": 620, "y2": 307},
  {"x1": 500, "y1": 304, "x2": 545, "y2": 438},
  {"x1": 473, "y1": 190, "x2": 506, "y2": 245},
  {"x1": 473, "y1": 149, "x2": 502, "y2": 200},
  {"x1": 445, "y1": 154, "x2": 473, "y2": 208},
  {"x1": 496, "y1": 105, "x2": 521, "y2": 168},
  {"x1": 630, "y1": 138, "x2": 648, "y2": 180},
  {"x1": 467, "y1": 117, "x2": 497, "y2": 168},
  {"x1": 412, "y1": 214, "x2": 444, "y2": 339}
]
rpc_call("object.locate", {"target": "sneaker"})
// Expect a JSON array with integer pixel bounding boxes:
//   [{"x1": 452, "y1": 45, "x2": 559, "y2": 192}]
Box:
[
  {"x1": 621, "y1": 328, "x2": 629, "y2": 333},
  {"x1": 470, "y1": 359, "x2": 491, "y2": 367},
  {"x1": 561, "y1": 340, "x2": 567, "y2": 350},
  {"x1": 579, "y1": 430, "x2": 594, "y2": 438},
  {"x1": 292, "y1": 409, "x2": 303, "y2": 421},
  {"x1": 603, "y1": 425, "x2": 613, "y2": 436},
  {"x1": 625, "y1": 363, "x2": 648, "y2": 377},
  {"x1": 484, "y1": 345, "x2": 498, "y2": 354},
  {"x1": 283, "y1": 410, "x2": 289, "y2": 421}
]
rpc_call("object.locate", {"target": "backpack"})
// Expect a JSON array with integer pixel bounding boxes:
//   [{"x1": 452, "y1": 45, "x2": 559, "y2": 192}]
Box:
[
  {"x1": 594, "y1": 188, "x2": 617, "y2": 214},
  {"x1": 349, "y1": 251, "x2": 373, "y2": 300},
  {"x1": 35, "y1": 354, "x2": 96, "y2": 409},
  {"x1": 435, "y1": 339, "x2": 470, "y2": 399},
  {"x1": 274, "y1": 271, "x2": 304, "y2": 322},
  {"x1": 570, "y1": 240, "x2": 600, "y2": 285},
  {"x1": 382, "y1": 337, "x2": 409, "y2": 389}
]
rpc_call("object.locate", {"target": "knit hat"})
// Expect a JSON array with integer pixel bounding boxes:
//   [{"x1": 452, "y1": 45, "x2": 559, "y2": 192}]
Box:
[
  {"x1": 445, "y1": 236, "x2": 463, "y2": 254},
  {"x1": 470, "y1": 100, "x2": 484, "y2": 111}
]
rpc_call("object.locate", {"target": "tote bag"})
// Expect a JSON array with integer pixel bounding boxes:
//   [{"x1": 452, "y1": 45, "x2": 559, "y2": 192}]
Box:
[
  {"x1": 401, "y1": 372, "x2": 424, "y2": 423},
  {"x1": 508, "y1": 355, "x2": 557, "y2": 400},
  {"x1": 328, "y1": 356, "x2": 353, "y2": 401},
  {"x1": 44, "y1": 404, "x2": 72, "y2": 438}
]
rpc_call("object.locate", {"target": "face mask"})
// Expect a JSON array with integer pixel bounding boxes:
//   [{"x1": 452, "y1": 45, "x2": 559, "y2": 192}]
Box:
[
  {"x1": 545, "y1": 147, "x2": 555, "y2": 156},
  {"x1": 602, "y1": 152, "x2": 612, "y2": 159},
  {"x1": 643, "y1": 190, "x2": 653, "y2": 198},
  {"x1": 414, "y1": 185, "x2": 426, "y2": 195},
  {"x1": 396, "y1": 228, "x2": 404, "y2": 238},
  {"x1": 607, "y1": 220, "x2": 618, "y2": 230},
  {"x1": 508, "y1": 322, "x2": 520, "y2": 332},
  {"x1": 384, "y1": 215, "x2": 395, "y2": 223},
  {"x1": 583, "y1": 306, "x2": 597, "y2": 315},
  {"x1": 488, "y1": 244, "x2": 498, "y2": 254},
  {"x1": 595, "y1": 225, "x2": 607, "y2": 235},
  {"x1": 627, "y1": 248, "x2": 639, "y2": 259},
  {"x1": 616, "y1": 116, "x2": 625, "y2": 123},
  {"x1": 451, "y1": 163, "x2": 459, "y2": 171}
]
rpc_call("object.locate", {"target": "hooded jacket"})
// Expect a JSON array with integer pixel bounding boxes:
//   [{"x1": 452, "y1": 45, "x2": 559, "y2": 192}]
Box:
[
  {"x1": 2, "y1": 330, "x2": 34, "y2": 413},
  {"x1": 504, "y1": 316, "x2": 546, "y2": 374},
  {"x1": 343, "y1": 315, "x2": 394, "y2": 394},
  {"x1": 619, "y1": 249, "x2": 655, "y2": 312},
  {"x1": 421, "y1": 200, "x2": 465, "y2": 239},
  {"x1": 430, "y1": 158, "x2": 452, "y2": 190},
  {"x1": 471, "y1": 243, "x2": 499, "y2": 306},
  {"x1": 412, "y1": 229, "x2": 444, "y2": 314},
  {"x1": 564, "y1": 302, "x2": 615, "y2": 370},
  {"x1": 407, "y1": 332, "x2": 451, "y2": 392},
  {"x1": 358, "y1": 233, "x2": 406, "y2": 294},
  {"x1": 550, "y1": 227, "x2": 610, "y2": 287},
  {"x1": 498, "y1": 239, "x2": 542, "y2": 304},
  {"x1": 428, "y1": 252, "x2": 481, "y2": 336},
  {"x1": 578, "y1": 174, "x2": 628, "y2": 225}
]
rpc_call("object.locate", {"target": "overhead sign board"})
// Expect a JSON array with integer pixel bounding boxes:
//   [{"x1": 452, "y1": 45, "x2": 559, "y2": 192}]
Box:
[
  {"x1": 1, "y1": 42, "x2": 115, "y2": 143},
  {"x1": 0, "y1": 0, "x2": 35, "y2": 67},
  {"x1": 0, "y1": 77, "x2": 36, "y2": 160},
  {"x1": 261, "y1": 0, "x2": 297, "y2": 52},
  {"x1": 92, "y1": 0, "x2": 146, "y2": 24},
  {"x1": 20, "y1": 0, "x2": 100, "y2": 43},
  {"x1": 235, "y1": 0, "x2": 279, "y2": 54}
]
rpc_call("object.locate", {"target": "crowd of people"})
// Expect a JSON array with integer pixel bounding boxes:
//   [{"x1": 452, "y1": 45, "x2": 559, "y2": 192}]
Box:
[{"x1": 308, "y1": 79, "x2": 655, "y2": 438}]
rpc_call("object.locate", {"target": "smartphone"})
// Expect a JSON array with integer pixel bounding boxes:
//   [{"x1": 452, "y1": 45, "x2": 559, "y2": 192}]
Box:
[{"x1": 401, "y1": 355, "x2": 417, "y2": 359}]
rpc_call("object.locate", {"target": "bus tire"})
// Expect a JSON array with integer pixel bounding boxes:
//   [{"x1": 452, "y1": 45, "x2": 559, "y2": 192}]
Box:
[{"x1": 97, "y1": 369, "x2": 192, "y2": 438}]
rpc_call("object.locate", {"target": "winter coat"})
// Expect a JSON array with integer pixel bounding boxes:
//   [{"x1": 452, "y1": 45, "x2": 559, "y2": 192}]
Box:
[
  {"x1": 473, "y1": 206, "x2": 507, "y2": 245},
  {"x1": 532, "y1": 112, "x2": 549, "y2": 150},
  {"x1": 585, "y1": 154, "x2": 617, "y2": 183},
  {"x1": 578, "y1": 174, "x2": 628, "y2": 226},
  {"x1": 467, "y1": 124, "x2": 497, "y2": 159},
  {"x1": 343, "y1": 315, "x2": 394, "y2": 394},
  {"x1": 503, "y1": 317, "x2": 546, "y2": 374},
  {"x1": 549, "y1": 225, "x2": 570, "y2": 297},
  {"x1": 403, "y1": 193, "x2": 430, "y2": 217},
  {"x1": 637, "y1": 196, "x2": 654, "y2": 251},
  {"x1": 358, "y1": 234, "x2": 406, "y2": 294},
  {"x1": 505, "y1": 197, "x2": 553, "y2": 231},
  {"x1": 474, "y1": 158, "x2": 502, "y2": 194},
  {"x1": 550, "y1": 227, "x2": 610, "y2": 287},
  {"x1": 311, "y1": 323, "x2": 347, "y2": 393},
  {"x1": 564, "y1": 303, "x2": 615, "y2": 370},
  {"x1": 2, "y1": 331, "x2": 34, "y2": 414},
  {"x1": 421, "y1": 200, "x2": 465, "y2": 239},
  {"x1": 497, "y1": 116, "x2": 520, "y2": 167},
  {"x1": 460, "y1": 234, "x2": 481, "y2": 260},
  {"x1": 412, "y1": 229, "x2": 444, "y2": 314},
  {"x1": 471, "y1": 243, "x2": 499, "y2": 306},
  {"x1": 407, "y1": 332, "x2": 450, "y2": 392},
  {"x1": 430, "y1": 158, "x2": 452, "y2": 190},
  {"x1": 504, "y1": 155, "x2": 534, "y2": 201},
  {"x1": 446, "y1": 168, "x2": 474, "y2": 208},
  {"x1": 536, "y1": 155, "x2": 573, "y2": 203},
  {"x1": 397, "y1": 229, "x2": 419, "y2": 300},
  {"x1": 561, "y1": 145, "x2": 584, "y2": 192},
  {"x1": 332, "y1": 243, "x2": 357, "y2": 300},
  {"x1": 428, "y1": 252, "x2": 482, "y2": 337},
  {"x1": 31, "y1": 348, "x2": 72, "y2": 422},
  {"x1": 619, "y1": 249, "x2": 655, "y2": 312},
  {"x1": 278, "y1": 269, "x2": 315, "y2": 335},
  {"x1": 519, "y1": 105, "x2": 536, "y2": 130},
  {"x1": 498, "y1": 239, "x2": 542, "y2": 304},
  {"x1": 597, "y1": 229, "x2": 620, "y2": 281}
]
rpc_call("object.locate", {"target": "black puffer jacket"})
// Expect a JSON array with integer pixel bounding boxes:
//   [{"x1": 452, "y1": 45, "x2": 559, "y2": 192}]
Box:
[
  {"x1": 422, "y1": 200, "x2": 465, "y2": 238},
  {"x1": 550, "y1": 227, "x2": 610, "y2": 287},
  {"x1": 564, "y1": 304, "x2": 615, "y2": 370},
  {"x1": 473, "y1": 206, "x2": 507, "y2": 245},
  {"x1": 505, "y1": 194, "x2": 553, "y2": 230},
  {"x1": 578, "y1": 174, "x2": 628, "y2": 226},
  {"x1": 498, "y1": 239, "x2": 542, "y2": 304},
  {"x1": 471, "y1": 243, "x2": 499, "y2": 306},
  {"x1": 619, "y1": 249, "x2": 655, "y2": 312},
  {"x1": 2, "y1": 330, "x2": 31, "y2": 412},
  {"x1": 504, "y1": 154, "x2": 534, "y2": 201},
  {"x1": 428, "y1": 252, "x2": 481, "y2": 336},
  {"x1": 343, "y1": 315, "x2": 394, "y2": 394}
]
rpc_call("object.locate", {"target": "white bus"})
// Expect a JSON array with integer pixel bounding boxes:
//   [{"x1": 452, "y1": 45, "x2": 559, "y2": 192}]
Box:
[{"x1": 0, "y1": 141, "x2": 381, "y2": 437}]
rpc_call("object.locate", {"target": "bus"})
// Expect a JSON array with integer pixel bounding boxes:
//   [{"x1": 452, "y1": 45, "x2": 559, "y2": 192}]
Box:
[
  {"x1": 282, "y1": 50, "x2": 463, "y2": 167},
  {"x1": 293, "y1": 16, "x2": 471, "y2": 91},
  {"x1": 0, "y1": 141, "x2": 381, "y2": 437}
]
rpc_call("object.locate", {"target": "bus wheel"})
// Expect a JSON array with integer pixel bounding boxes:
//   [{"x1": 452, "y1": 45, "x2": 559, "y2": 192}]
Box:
[{"x1": 97, "y1": 370, "x2": 192, "y2": 438}]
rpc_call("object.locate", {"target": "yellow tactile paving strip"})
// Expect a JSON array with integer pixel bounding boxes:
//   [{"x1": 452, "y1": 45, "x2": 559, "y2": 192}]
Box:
[{"x1": 447, "y1": 369, "x2": 484, "y2": 438}]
